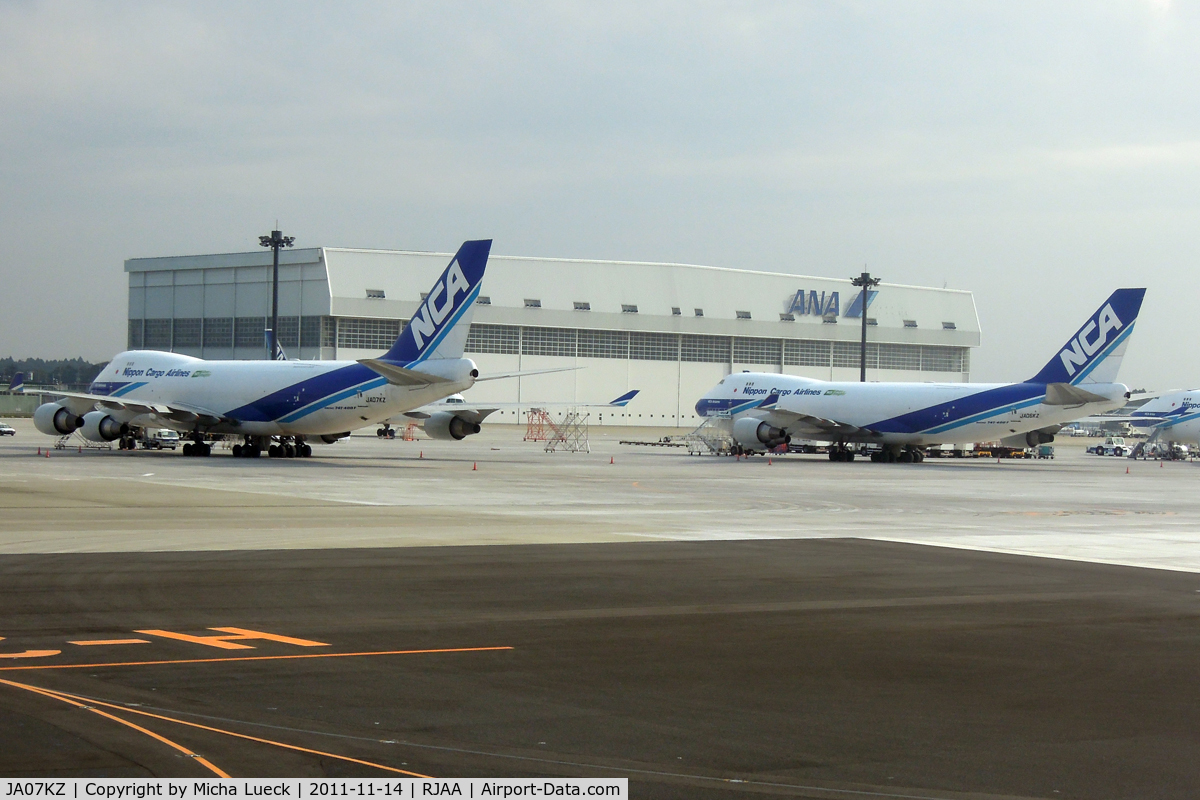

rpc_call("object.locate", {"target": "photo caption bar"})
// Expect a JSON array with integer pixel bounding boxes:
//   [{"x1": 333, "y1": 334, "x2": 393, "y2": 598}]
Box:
[{"x1": 0, "y1": 780, "x2": 628, "y2": 800}]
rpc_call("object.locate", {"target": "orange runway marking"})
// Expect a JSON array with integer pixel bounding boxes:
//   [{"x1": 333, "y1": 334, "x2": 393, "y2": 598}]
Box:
[
  {"x1": 136, "y1": 627, "x2": 330, "y2": 651},
  {"x1": 0, "y1": 646, "x2": 514, "y2": 672},
  {"x1": 14, "y1": 683, "x2": 431, "y2": 778},
  {"x1": 69, "y1": 639, "x2": 152, "y2": 646},
  {"x1": 0, "y1": 677, "x2": 229, "y2": 778}
]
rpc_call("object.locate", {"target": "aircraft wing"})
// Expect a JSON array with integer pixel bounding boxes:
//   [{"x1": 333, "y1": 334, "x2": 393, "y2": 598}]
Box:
[
  {"x1": 473, "y1": 366, "x2": 582, "y2": 382},
  {"x1": 755, "y1": 394, "x2": 881, "y2": 439},
  {"x1": 389, "y1": 390, "x2": 637, "y2": 426},
  {"x1": 36, "y1": 390, "x2": 228, "y2": 426}
]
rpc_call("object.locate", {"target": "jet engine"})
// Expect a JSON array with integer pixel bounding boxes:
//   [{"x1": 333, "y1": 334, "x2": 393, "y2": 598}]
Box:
[
  {"x1": 80, "y1": 410, "x2": 127, "y2": 442},
  {"x1": 732, "y1": 417, "x2": 790, "y2": 451},
  {"x1": 423, "y1": 412, "x2": 482, "y2": 441},
  {"x1": 33, "y1": 402, "x2": 84, "y2": 436},
  {"x1": 1025, "y1": 430, "x2": 1056, "y2": 447},
  {"x1": 318, "y1": 432, "x2": 351, "y2": 444}
]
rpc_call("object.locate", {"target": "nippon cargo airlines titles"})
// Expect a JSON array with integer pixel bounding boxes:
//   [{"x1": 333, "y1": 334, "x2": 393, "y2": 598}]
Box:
[{"x1": 697, "y1": 288, "x2": 1146, "y2": 463}]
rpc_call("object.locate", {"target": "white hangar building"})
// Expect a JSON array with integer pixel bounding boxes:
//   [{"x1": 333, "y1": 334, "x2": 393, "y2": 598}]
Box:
[{"x1": 125, "y1": 246, "x2": 981, "y2": 427}]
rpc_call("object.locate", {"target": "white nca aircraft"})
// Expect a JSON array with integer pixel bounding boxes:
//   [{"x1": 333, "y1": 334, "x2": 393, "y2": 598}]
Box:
[
  {"x1": 25, "y1": 239, "x2": 541, "y2": 458},
  {"x1": 696, "y1": 288, "x2": 1145, "y2": 462}
]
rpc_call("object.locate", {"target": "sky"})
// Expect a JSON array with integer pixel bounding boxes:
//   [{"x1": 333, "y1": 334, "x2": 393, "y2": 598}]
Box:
[{"x1": 1, "y1": 1, "x2": 1195, "y2": 389}]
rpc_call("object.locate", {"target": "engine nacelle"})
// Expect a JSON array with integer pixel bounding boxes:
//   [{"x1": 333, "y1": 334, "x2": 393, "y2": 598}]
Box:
[
  {"x1": 423, "y1": 412, "x2": 482, "y2": 441},
  {"x1": 1025, "y1": 430, "x2": 1056, "y2": 447},
  {"x1": 80, "y1": 410, "x2": 127, "y2": 442},
  {"x1": 732, "y1": 417, "x2": 790, "y2": 452},
  {"x1": 33, "y1": 403, "x2": 84, "y2": 436},
  {"x1": 318, "y1": 432, "x2": 351, "y2": 444}
]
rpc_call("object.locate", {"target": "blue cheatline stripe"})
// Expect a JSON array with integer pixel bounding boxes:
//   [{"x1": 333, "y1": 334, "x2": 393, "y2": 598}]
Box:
[
  {"x1": 918, "y1": 395, "x2": 1046, "y2": 436},
  {"x1": 405, "y1": 284, "x2": 481, "y2": 368},
  {"x1": 278, "y1": 376, "x2": 389, "y2": 424},
  {"x1": 1157, "y1": 409, "x2": 1200, "y2": 429},
  {"x1": 111, "y1": 382, "x2": 148, "y2": 397},
  {"x1": 1069, "y1": 322, "x2": 1135, "y2": 385}
]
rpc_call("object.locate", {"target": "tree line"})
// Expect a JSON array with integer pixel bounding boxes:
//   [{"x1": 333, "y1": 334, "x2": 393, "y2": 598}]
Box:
[{"x1": 0, "y1": 357, "x2": 108, "y2": 388}]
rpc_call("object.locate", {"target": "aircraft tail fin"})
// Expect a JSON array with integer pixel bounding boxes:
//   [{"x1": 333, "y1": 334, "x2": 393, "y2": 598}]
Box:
[
  {"x1": 1028, "y1": 288, "x2": 1145, "y2": 386},
  {"x1": 8, "y1": 373, "x2": 25, "y2": 393},
  {"x1": 607, "y1": 390, "x2": 639, "y2": 407},
  {"x1": 382, "y1": 239, "x2": 492, "y2": 365}
]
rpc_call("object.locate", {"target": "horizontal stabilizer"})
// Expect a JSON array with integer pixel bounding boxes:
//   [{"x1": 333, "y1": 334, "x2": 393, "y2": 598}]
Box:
[
  {"x1": 474, "y1": 366, "x2": 581, "y2": 382},
  {"x1": 1042, "y1": 382, "x2": 1112, "y2": 406},
  {"x1": 358, "y1": 359, "x2": 453, "y2": 386}
]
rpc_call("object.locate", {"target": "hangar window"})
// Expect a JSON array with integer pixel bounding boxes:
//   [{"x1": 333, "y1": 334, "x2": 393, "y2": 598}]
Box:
[
  {"x1": 465, "y1": 323, "x2": 519, "y2": 355},
  {"x1": 780, "y1": 313, "x2": 795, "y2": 322},
  {"x1": 172, "y1": 318, "x2": 202, "y2": 348},
  {"x1": 579, "y1": 329, "x2": 629, "y2": 359},
  {"x1": 621, "y1": 304, "x2": 638, "y2": 313},
  {"x1": 524, "y1": 298, "x2": 542, "y2": 308},
  {"x1": 942, "y1": 321, "x2": 957, "y2": 330},
  {"x1": 734, "y1": 337, "x2": 781, "y2": 366},
  {"x1": 476, "y1": 296, "x2": 491, "y2": 305},
  {"x1": 522, "y1": 327, "x2": 576, "y2": 357},
  {"x1": 420, "y1": 292, "x2": 429, "y2": 301},
  {"x1": 904, "y1": 319, "x2": 918, "y2": 328},
  {"x1": 878, "y1": 343, "x2": 921, "y2": 370},
  {"x1": 234, "y1": 317, "x2": 265, "y2": 348},
  {"x1": 128, "y1": 319, "x2": 144, "y2": 349},
  {"x1": 921, "y1": 345, "x2": 965, "y2": 373},
  {"x1": 276, "y1": 316, "x2": 301, "y2": 349},
  {"x1": 574, "y1": 302, "x2": 591, "y2": 311},
  {"x1": 336, "y1": 317, "x2": 402, "y2": 350},
  {"x1": 321, "y1": 317, "x2": 337, "y2": 349},
  {"x1": 867, "y1": 318, "x2": 878, "y2": 326},
  {"x1": 681, "y1": 334, "x2": 731, "y2": 363},
  {"x1": 736, "y1": 311, "x2": 751, "y2": 320},
  {"x1": 784, "y1": 339, "x2": 831, "y2": 367},
  {"x1": 143, "y1": 319, "x2": 172, "y2": 349},
  {"x1": 822, "y1": 315, "x2": 837, "y2": 324},
  {"x1": 365, "y1": 289, "x2": 385, "y2": 300},
  {"x1": 631, "y1": 332, "x2": 679, "y2": 361},
  {"x1": 300, "y1": 316, "x2": 322, "y2": 348},
  {"x1": 672, "y1": 307, "x2": 681, "y2": 316},
  {"x1": 832, "y1": 340, "x2": 876, "y2": 369},
  {"x1": 201, "y1": 317, "x2": 232, "y2": 349},
  {"x1": 694, "y1": 308, "x2": 704, "y2": 317}
]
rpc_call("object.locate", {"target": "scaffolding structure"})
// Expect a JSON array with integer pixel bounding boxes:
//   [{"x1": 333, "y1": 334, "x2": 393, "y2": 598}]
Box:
[
  {"x1": 403, "y1": 421, "x2": 421, "y2": 441},
  {"x1": 683, "y1": 418, "x2": 733, "y2": 455},
  {"x1": 524, "y1": 408, "x2": 558, "y2": 442},
  {"x1": 544, "y1": 411, "x2": 590, "y2": 453}
]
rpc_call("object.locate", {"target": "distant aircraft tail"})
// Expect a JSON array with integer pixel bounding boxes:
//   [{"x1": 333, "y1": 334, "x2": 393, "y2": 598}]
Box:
[
  {"x1": 381, "y1": 239, "x2": 492, "y2": 366},
  {"x1": 8, "y1": 373, "x2": 25, "y2": 393},
  {"x1": 1027, "y1": 288, "x2": 1145, "y2": 386},
  {"x1": 607, "y1": 390, "x2": 639, "y2": 407}
]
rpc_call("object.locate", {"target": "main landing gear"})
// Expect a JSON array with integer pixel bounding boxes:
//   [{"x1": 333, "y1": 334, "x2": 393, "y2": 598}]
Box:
[
  {"x1": 231, "y1": 435, "x2": 264, "y2": 459},
  {"x1": 266, "y1": 436, "x2": 312, "y2": 459},
  {"x1": 828, "y1": 443, "x2": 856, "y2": 462},
  {"x1": 870, "y1": 446, "x2": 925, "y2": 463},
  {"x1": 182, "y1": 433, "x2": 211, "y2": 457}
]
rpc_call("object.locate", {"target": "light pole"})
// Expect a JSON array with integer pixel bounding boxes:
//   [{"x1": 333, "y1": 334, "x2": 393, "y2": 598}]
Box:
[
  {"x1": 850, "y1": 271, "x2": 880, "y2": 382},
  {"x1": 259, "y1": 229, "x2": 295, "y2": 360}
]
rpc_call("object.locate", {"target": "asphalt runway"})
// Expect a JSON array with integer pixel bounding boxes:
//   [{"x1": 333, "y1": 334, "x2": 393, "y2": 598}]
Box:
[{"x1": 2, "y1": 419, "x2": 1199, "y2": 796}]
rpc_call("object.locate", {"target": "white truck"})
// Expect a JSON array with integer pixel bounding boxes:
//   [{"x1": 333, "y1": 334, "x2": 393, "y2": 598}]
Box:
[{"x1": 140, "y1": 429, "x2": 181, "y2": 450}]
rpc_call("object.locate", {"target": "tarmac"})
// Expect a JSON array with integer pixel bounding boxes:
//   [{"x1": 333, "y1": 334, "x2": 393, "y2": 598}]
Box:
[{"x1": 1, "y1": 417, "x2": 1199, "y2": 797}]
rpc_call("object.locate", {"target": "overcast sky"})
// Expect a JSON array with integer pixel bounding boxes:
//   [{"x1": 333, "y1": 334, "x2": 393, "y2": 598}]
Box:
[{"x1": 1, "y1": 1, "x2": 1194, "y2": 388}]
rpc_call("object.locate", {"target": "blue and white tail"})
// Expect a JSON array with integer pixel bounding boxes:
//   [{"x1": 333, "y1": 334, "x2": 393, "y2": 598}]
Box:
[
  {"x1": 382, "y1": 239, "x2": 491, "y2": 366},
  {"x1": 607, "y1": 390, "x2": 639, "y2": 407},
  {"x1": 8, "y1": 373, "x2": 25, "y2": 393},
  {"x1": 1028, "y1": 288, "x2": 1145, "y2": 386}
]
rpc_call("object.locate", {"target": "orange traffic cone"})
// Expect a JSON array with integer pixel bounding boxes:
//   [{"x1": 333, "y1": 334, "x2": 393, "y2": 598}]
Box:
[
  {"x1": 1126, "y1": 466, "x2": 1130, "y2": 474},
  {"x1": 768, "y1": 458, "x2": 772, "y2": 465},
  {"x1": 45, "y1": 450, "x2": 49, "y2": 458},
  {"x1": 419, "y1": 451, "x2": 423, "y2": 459},
  {"x1": 472, "y1": 461, "x2": 477, "y2": 471},
  {"x1": 37, "y1": 447, "x2": 40, "y2": 455},
  {"x1": 610, "y1": 456, "x2": 614, "y2": 464}
]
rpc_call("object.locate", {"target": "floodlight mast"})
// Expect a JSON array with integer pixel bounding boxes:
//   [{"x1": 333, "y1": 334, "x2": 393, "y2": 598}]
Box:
[
  {"x1": 850, "y1": 271, "x2": 880, "y2": 382},
  {"x1": 259, "y1": 229, "x2": 295, "y2": 360}
]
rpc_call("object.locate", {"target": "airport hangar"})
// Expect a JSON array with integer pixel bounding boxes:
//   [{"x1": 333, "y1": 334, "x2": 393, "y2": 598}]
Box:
[{"x1": 124, "y1": 247, "x2": 981, "y2": 428}]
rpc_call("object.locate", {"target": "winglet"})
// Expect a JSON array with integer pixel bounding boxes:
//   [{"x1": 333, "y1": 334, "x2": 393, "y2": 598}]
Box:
[
  {"x1": 7, "y1": 373, "x2": 24, "y2": 393},
  {"x1": 757, "y1": 392, "x2": 780, "y2": 409},
  {"x1": 607, "y1": 390, "x2": 639, "y2": 407}
]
